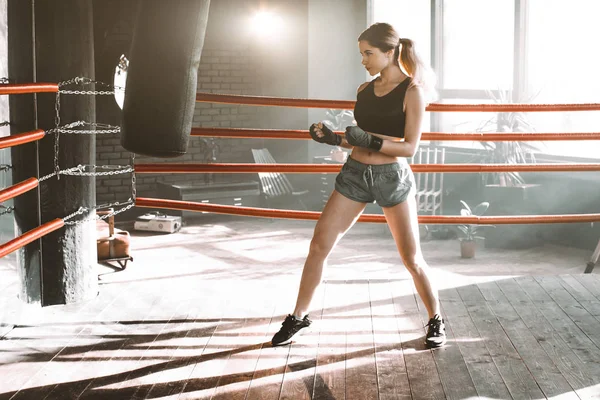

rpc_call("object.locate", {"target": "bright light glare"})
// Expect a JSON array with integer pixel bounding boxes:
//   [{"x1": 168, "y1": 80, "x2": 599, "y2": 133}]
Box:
[{"x1": 251, "y1": 11, "x2": 283, "y2": 37}]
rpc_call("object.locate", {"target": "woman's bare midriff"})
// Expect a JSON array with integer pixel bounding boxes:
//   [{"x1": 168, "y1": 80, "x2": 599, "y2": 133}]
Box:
[{"x1": 348, "y1": 133, "x2": 406, "y2": 165}]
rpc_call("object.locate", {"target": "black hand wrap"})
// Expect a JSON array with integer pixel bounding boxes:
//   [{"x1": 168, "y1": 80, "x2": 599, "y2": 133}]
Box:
[
  {"x1": 309, "y1": 123, "x2": 342, "y2": 146},
  {"x1": 344, "y1": 126, "x2": 383, "y2": 151}
]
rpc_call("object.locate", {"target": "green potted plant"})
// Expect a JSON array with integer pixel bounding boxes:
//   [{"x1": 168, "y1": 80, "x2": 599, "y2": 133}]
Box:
[
  {"x1": 476, "y1": 90, "x2": 546, "y2": 249},
  {"x1": 477, "y1": 89, "x2": 543, "y2": 187},
  {"x1": 456, "y1": 200, "x2": 490, "y2": 258}
]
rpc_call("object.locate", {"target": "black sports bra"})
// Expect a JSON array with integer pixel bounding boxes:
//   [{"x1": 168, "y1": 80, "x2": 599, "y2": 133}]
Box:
[{"x1": 353, "y1": 78, "x2": 411, "y2": 138}]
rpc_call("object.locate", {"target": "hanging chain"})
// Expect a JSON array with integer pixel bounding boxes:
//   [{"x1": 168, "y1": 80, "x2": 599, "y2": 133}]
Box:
[
  {"x1": 46, "y1": 121, "x2": 120, "y2": 135},
  {"x1": 62, "y1": 207, "x2": 87, "y2": 224},
  {"x1": 40, "y1": 76, "x2": 136, "y2": 227},
  {"x1": 60, "y1": 164, "x2": 134, "y2": 177},
  {"x1": 39, "y1": 164, "x2": 133, "y2": 182},
  {"x1": 96, "y1": 199, "x2": 135, "y2": 212},
  {"x1": 56, "y1": 122, "x2": 120, "y2": 135},
  {"x1": 130, "y1": 153, "x2": 136, "y2": 201},
  {"x1": 54, "y1": 91, "x2": 61, "y2": 180},
  {"x1": 58, "y1": 76, "x2": 120, "y2": 96},
  {"x1": 62, "y1": 200, "x2": 135, "y2": 226},
  {"x1": 60, "y1": 89, "x2": 116, "y2": 96}
]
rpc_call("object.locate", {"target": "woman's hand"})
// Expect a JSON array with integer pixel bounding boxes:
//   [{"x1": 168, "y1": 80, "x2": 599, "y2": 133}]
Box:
[{"x1": 309, "y1": 122, "x2": 342, "y2": 146}]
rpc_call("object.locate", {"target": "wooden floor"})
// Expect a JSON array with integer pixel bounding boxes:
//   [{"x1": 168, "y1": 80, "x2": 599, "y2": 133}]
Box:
[{"x1": 1, "y1": 218, "x2": 600, "y2": 399}]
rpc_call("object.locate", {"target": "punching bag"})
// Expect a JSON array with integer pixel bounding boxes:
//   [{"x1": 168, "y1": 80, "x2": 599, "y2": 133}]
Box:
[{"x1": 121, "y1": 0, "x2": 211, "y2": 158}]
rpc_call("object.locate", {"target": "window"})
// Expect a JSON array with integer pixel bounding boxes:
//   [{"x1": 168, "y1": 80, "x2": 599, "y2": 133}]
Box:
[
  {"x1": 441, "y1": 0, "x2": 514, "y2": 91},
  {"x1": 525, "y1": 0, "x2": 600, "y2": 159},
  {"x1": 431, "y1": 0, "x2": 600, "y2": 158},
  {"x1": 371, "y1": 0, "x2": 432, "y2": 133}
]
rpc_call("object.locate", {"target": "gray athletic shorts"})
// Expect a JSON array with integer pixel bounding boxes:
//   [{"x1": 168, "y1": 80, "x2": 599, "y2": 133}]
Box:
[{"x1": 334, "y1": 157, "x2": 415, "y2": 207}]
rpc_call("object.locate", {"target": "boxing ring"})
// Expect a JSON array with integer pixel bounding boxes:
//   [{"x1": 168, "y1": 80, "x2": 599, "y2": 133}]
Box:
[
  {"x1": 3, "y1": 80, "x2": 600, "y2": 399},
  {"x1": 2, "y1": 80, "x2": 600, "y2": 268}
]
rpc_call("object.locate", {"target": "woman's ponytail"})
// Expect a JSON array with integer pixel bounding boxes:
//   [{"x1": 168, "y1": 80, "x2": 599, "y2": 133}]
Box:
[{"x1": 397, "y1": 38, "x2": 437, "y2": 103}]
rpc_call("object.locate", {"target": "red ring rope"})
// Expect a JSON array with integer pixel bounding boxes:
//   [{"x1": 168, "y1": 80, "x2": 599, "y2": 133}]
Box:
[
  {"x1": 135, "y1": 198, "x2": 600, "y2": 225},
  {"x1": 0, "y1": 178, "x2": 39, "y2": 204},
  {"x1": 0, "y1": 219, "x2": 64, "y2": 258},
  {"x1": 196, "y1": 92, "x2": 600, "y2": 112},
  {"x1": 134, "y1": 163, "x2": 600, "y2": 174},
  {"x1": 0, "y1": 83, "x2": 59, "y2": 95},
  {"x1": 0, "y1": 130, "x2": 46, "y2": 150},
  {"x1": 191, "y1": 127, "x2": 600, "y2": 142}
]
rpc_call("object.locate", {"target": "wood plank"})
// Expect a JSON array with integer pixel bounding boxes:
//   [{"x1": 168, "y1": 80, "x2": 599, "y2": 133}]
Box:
[
  {"x1": 368, "y1": 280, "x2": 411, "y2": 400},
  {"x1": 125, "y1": 297, "x2": 201, "y2": 400},
  {"x1": 517, "y1": 276, "x2": 600, "y2": 366},
  {"x1": 457, "y1": 283, "x2": 545, "y2": 398},
  {"x1": 479, "y1": 280, "x2": 578, "y2": 399},
  {"x1": 73, "y1": 280, "x2": 173, "y2": 398},
  {"x1": 533, "y1": 276, "x2": 600, "y2": 356},
  {"x1": 312, "y1": 280, "x2": 347, "y2": 400},
  {"x1": 210, "y1": 299, "x2": 276, "y2": 400},
  {"x1": 560, "y1": 275, "x2": 600, "y2": 317},
  {"x1": 343, "y1": 281, "x2": 378, "y2": 399},
  {"x1": 114, "y1": 294, "x2": 199, "y2": 399},
  {"x1": 440, "y1": 288, "x2": 512, "y2": 399},
  {"x1": 420, "y1": 293, "x2": 477, "y2": 400},
  {"x1": 244, "y1": 297, "x2": 293, "y2": 400},
  {"x1": 278, "y1": 282, "x2": 325, "y2": 400},
  {"x1": 101, "y1": 291, "x2": 196, "y2": 397},
  {"x1": 498, "y1": 277, "x2": 600, "y2": 398},
  {"x1": 38, "y1": 282, "x2": 140, "y2": 400},
  {"x1": 177, "y1": 290, "x2": 255, "y2": 399},
  {"x1": 573, "y1": 274, "x2": 600, "y2": 299},
  {"x1": 390, "y1": 279, "x2": 445, "y2": 399},
  {"x1": 0, "y1": 281, "x2": 127, "y2": 399},
  {"x1": 144, "y1": 299, "x2": 227, "y2": 399}
]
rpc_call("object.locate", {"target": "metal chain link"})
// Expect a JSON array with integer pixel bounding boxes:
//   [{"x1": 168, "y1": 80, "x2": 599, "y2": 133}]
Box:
[
  {"x1": 62, "y1": 206, "x2": 87, "y2": 224},
  {"x1": 39, "y1": 164, "x2": 133, "y2": 182},
  {"x1": 54, "y1": 91, "x2": 61, "y2": 179},
  {"x1": 47, "y1": 121, "x2": 120, "y2": 135},
  {"x1": 58, "y1": 76, "x2": 122, "y2": 96},
  {"x1": 62, "y1": 200, "x2": 135, "y2": 226},
  {"x1": 39, "y1": 165, "x2": 80, "y2": 182},
  {"x1": 58, "y1": 76, "x2": 117, "y2": 89},
  {"x1": 59, "y1": 90, "x2": 116, "y2": 96},
  {"x1": 130, "y1": 153, "x2": 137, "y2": 201},
  {"x1": 0, "y1": 206, "x2": 14, "y2": 217},
  {"x1": 96, "y1": 198, "x2": 135, "y2": 212},
  {"x1": 58, "y1": 164, "x2": 134, "y2": 177},
  {"x1": 94, "y1": 201, "x2": 135, "y2": 223}
]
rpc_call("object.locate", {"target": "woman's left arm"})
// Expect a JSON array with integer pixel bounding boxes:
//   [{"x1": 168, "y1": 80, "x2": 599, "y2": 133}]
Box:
[{"x1": 378, "y1": 86, "x2": 425, "y2": 158}]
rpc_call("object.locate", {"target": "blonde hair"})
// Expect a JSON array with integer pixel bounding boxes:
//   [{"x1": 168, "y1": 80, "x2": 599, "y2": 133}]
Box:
[{"x1": 358, "y1": 23, "x2": 437, "y2": 102}]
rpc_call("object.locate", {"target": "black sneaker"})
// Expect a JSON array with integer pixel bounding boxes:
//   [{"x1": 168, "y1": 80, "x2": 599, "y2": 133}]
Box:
[
  {"x1": 425, "y1": 314, "x2": 446, "y2": 348},
  {"x1": 271, "y1": 314, "x2": 311, "y2": 346}
]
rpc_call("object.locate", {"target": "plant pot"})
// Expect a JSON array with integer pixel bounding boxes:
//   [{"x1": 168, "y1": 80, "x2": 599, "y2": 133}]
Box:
[{"x1": 460, "y1": 240, "x2": 476, "y2": 259}]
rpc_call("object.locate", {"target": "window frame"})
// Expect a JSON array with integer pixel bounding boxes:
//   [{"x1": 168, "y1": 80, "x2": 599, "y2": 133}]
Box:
[{"x1": 430, "y1": 0, "x2": 600, "y2": 161}]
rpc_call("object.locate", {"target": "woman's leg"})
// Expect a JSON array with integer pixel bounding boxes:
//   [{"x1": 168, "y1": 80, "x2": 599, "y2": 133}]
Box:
[
  {"x1": 382, "y1": 194, "x2": 440, "y2": 318},
  {"x1": 271, "y1": 191, "x2": 366, "y2": 346},
  {"x1": 382, "y1": 194, "x2": 445, "y2": 347},
  {"x1": 293, "y1": 190, "x2": 366, "y2": 317}
]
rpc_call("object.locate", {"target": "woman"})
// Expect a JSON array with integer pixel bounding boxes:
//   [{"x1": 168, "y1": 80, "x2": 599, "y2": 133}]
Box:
[{"x1": 272, "y1": 23, "x2": 445, "y2": 349}]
